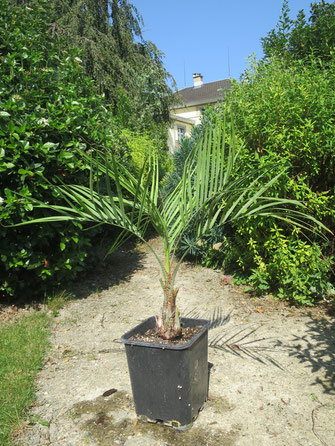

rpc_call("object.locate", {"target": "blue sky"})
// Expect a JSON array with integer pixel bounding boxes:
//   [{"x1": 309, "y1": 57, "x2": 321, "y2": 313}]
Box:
[{"x1": 131, "y1": 0, "x2": 315, "y2": 90}]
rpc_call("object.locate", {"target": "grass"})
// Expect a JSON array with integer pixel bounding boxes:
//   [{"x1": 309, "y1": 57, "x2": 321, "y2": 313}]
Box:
[
  {"x1": 0, "y1": 312, "x2": 51, "y2": 445},
  {"x1": 46, "y1": 289, "x2": 72, "y2": 316}
]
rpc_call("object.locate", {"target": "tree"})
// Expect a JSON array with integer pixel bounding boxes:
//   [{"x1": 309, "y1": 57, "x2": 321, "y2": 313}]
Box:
[
  {"x1": 262, "y1": 0, "x2": 335, "y2": 63},
  {"x1": 46, "y1": 0, "x2": 175, "y2": 129}
]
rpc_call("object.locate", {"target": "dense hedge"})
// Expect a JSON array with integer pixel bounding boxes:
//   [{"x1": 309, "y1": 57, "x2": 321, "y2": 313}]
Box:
[
  {"x1": 229, "y1": 56, "x2": 335, "y2": 194},
  {"x1": 168, "y1": 56, "x2": 334, "y2": 304},
  {"x1": 226, "y1": 57, "x2": 334, "y2": 303},
  {"x1": 0, "y1": 0, "x2": 125, "y2": 300}
]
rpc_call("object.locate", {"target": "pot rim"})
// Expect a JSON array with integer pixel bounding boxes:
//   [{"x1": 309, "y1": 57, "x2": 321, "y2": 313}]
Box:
[{"x1": 121, "y1": 316, "x2": 209, "y2": 350}]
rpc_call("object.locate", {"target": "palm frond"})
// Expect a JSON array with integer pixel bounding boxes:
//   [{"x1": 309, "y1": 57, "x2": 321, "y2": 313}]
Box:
[{"x1": 13, "y1": 113, "x2": 330, "y2": 340}]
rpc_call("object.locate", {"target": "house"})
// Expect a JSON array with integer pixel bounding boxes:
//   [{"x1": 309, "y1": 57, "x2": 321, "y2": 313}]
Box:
[{"x1": 168, "y1": 73, "x2": 232, "y2": 152}]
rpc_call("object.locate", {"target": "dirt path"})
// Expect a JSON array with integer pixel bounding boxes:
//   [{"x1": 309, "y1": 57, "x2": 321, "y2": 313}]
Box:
[{"x1": 17, "y1": 237, "x2": 335, "y2": 446}]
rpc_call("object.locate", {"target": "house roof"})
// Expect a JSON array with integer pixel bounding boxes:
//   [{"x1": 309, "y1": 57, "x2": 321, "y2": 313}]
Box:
[{"x1": 175, "y1": 78, "x2": 232, "y2": 108}]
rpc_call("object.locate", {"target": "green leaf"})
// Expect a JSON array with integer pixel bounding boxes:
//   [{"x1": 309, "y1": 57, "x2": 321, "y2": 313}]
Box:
[
  {"x1": 59, "y1": 151, "x2": 73, "y2": 160},
  {"x1": 43, "y1": 142, "x2": 58, "y2": 149}
]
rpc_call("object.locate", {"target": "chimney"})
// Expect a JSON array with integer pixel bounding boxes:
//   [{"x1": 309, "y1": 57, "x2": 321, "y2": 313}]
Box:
[{"x1": 193, "y1": 73, "x2": 203, "y2": 88}]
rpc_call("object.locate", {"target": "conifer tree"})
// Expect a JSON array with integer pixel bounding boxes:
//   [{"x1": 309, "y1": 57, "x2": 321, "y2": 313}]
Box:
[{"x1": 47, "y1": 0, "x2": 175, "y2": 129}]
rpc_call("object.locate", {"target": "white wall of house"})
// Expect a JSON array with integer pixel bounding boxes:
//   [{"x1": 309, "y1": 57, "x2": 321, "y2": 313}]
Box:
[
  {"x1": 172, "y1": 106, "x2": 202, "y2": 124},
  {"x1": 168, "y1": 101, "x2": 218, "y2": 152},
  {"x1": 168, "y1": 106, "x2": 203, "y2": 152},
  {"x1": 167, "y1": 119, "x2": 193, "y2": 152}
]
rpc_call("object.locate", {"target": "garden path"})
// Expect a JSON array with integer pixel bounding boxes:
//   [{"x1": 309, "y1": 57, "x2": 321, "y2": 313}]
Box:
[{"x1": 17, "y1": 237, "x2": 335, "y2": 446}]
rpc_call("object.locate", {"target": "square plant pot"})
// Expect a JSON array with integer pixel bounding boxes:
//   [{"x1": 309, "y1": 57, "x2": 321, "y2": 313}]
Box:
[{"x1": 121, "y1": 316, "x2": 209, "y2": 428}]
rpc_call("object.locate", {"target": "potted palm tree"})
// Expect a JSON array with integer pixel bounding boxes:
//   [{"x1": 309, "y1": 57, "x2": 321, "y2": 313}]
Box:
[{"x1": 17, "y1": 116, "x2": 326, "y2": 428}]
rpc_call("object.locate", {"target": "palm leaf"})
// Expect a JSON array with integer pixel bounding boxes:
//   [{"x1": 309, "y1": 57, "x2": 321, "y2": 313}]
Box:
[{"x1": 14, "y1": 113, "x2": 330, "y2": 339}]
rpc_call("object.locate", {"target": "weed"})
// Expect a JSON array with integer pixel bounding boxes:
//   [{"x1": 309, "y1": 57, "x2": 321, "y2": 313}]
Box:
[
  {"x1": 46, "y1": 290, "x2": 72, "y2": 316},
  {"x1": 28, "y1": 414, "x2": 49, "y2": 427},
  {"x1": 311, "y1": 393, "x2": 320, "y2": 403}
]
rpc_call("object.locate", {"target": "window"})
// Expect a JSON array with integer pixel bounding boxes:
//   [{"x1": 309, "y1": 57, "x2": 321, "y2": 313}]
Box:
[
  {"x1": 177, "y1": 126, "x2": 186, "y2": 140},
  {"x1": 176, "y1": 125, "x2": 186, "y2": 147}
]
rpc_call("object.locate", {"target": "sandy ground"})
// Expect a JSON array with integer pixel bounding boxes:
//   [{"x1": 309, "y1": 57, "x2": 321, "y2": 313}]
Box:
[{"x1": 15, "y1": 237, "x2": 335, "y2": 446}]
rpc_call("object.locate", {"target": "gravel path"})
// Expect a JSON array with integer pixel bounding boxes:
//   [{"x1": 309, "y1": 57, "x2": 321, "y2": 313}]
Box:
[{"x1": 16, "y1": 237, "x2": 335, "y2": 446}]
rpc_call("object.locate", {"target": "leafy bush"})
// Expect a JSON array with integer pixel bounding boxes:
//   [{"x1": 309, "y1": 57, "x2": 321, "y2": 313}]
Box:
[
  {"x1": 233, "y1": 222, "x2": 333, "y2": 305},
  {"x1": 0, "y1": 0, "x2": 122, "y2": 300},
  {"x1": 162, "y1": 126, "x2": 203, "y2": 197},
  {"x1": 165, "y1": 56, "x2": 334, "y2": 304},
  {"x1": 218, "y1": 56, "x2": 335, "y2": 304},
  {"x1": 229, "y1": 56, "x2": 335, "y2": 195},
  {"x1": 177, "y1": 222, "x2": 235, "y2": 270},
  {"x1": 262, "y1": 0, "x2": 335, "y2": 65},
  {"x1": 121, "y1": 127, "x2": 172, "y2": 181}
]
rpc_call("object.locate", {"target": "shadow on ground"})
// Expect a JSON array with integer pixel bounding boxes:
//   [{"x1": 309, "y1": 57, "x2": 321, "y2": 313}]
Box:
[
  {"x1": 184, "y1": 307, "x2": 284, "y2": 369},
  {"x1": 281, "y1": 316, "x2": 335, "y2": 395},
  {"x1": 69, "y1": 243, "x2": 145, "y2": 301}
]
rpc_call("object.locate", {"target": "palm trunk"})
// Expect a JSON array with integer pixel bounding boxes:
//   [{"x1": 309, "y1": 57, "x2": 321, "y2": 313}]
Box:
[{"x1": 155, "y1": 269, "x2": 181, "y2": 340}]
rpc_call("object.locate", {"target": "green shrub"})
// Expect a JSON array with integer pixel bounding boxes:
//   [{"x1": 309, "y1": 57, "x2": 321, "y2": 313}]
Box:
[
  {"x1": 228, "y1": 56, "x2": 335, "y2": 196},
  {"x1": 212, "y1": 55, "x2": 335, "y2": 304},
  {"x1": 165, "y1": 56, "x2": 334, "y2": 304},
  {"x1": 262, "y1": 1, "x2": 335, "y2": 65},
  {"x1": 233, "y1": 222, "x2": 333, "y2": 305},
  {"x1": 0, "y1": 0, "x2": 121, "y2": 300},
  {"x1": 121, "y1": 127, "x2": 172, "y2": 181},
  {"x1": 162, "y1": 125, "x2": 204, "y2": 197},
  {"x1": 174, "y1": 220, "x2": 234, "y2": 271}
]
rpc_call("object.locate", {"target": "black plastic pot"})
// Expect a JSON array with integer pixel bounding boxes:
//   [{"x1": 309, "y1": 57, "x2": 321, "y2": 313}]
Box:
[{"x1": 121, "y1": 316, "x2": 209, "y2": 428}]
